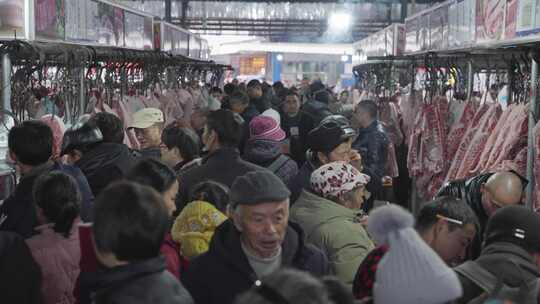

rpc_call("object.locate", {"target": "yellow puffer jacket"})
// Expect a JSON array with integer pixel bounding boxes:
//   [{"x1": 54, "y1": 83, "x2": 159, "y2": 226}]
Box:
[{"x1": 171, "y1": 201, "x2": 227, "y2": 260}]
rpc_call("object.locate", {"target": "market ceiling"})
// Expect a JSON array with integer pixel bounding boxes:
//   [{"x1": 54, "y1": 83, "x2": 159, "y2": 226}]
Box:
[{"x1": 121, "y1": 0, "x2": 445, "y2": 43}]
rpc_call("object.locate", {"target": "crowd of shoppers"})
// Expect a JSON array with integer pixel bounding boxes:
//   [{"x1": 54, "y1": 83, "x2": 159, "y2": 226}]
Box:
[{"x1": 0, "y1": 78, "x2": 534, "y2": 304}]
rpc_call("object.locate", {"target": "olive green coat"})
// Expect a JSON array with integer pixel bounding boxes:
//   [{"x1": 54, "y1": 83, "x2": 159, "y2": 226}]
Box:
[{"x1": 290, "y1": 190, "x2": 374, "y2": 287}]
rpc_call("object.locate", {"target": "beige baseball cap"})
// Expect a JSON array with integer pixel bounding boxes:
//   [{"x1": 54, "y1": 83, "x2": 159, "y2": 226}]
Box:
[{"x1": 129, "y1": 108, "x2": 164, "y2": 129}]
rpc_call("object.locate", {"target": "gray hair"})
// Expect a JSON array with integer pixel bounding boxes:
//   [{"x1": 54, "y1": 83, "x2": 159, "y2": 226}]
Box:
[
  {"x1": 234, "y1": 269, "x2": 334, "y2": 304},
  {"x1": 325, "y1": 186, "x2": 363, "y2": 206}
]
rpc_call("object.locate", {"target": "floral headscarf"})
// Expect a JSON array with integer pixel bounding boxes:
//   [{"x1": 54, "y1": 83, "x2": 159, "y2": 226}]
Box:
[{"x1": 311, "y1": 161, "x2": 370, "y2": 198}]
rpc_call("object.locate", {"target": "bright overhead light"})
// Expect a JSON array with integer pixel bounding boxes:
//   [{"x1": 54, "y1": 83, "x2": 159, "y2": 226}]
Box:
[
  {"x1": 341, "y1": 54, "x2": 350, "y2": 62},
  {"x1": 328, "y1": 12, "x2": 352, "y2": 32},
  {"x1": 276, "y1": 54, "x2": 283, "y2": 61}
]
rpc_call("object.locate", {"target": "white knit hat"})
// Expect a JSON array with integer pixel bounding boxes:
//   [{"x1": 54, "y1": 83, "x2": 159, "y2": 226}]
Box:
[
  {"x1": 369, "y1": 204, "x2": 463, "y2": 304},
  {"x1": 262, "y1": 108, "x2": 281, "y2": 125}
]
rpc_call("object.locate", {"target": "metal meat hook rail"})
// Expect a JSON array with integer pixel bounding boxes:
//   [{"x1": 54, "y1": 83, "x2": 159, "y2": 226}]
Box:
[{"x1": 0, "y1": 40, "x2": 233, "y2": 124}]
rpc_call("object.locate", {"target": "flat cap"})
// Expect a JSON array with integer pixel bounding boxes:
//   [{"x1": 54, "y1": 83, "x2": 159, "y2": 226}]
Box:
[{"x1": 231, "y1": 171, "x2": 291, "y2": 207}]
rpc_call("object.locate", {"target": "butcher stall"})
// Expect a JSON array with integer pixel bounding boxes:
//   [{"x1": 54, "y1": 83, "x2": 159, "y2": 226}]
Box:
[
  {"x1": 0, "y1": 0, "x2": 232, "y2": 201},
  {"x1": 352, "y1": 0, "x2": 540, "y2": 214}
]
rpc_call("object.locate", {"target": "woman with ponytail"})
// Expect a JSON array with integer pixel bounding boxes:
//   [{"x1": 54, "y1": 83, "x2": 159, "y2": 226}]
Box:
[{"x1": 26, "y1": 171, "x2": 82, "y2": 304}]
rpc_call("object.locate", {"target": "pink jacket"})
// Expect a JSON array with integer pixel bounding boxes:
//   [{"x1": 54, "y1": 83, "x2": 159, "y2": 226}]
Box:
[{"x1": 26, "y1": 220, "x2": 81, "y2": 304}]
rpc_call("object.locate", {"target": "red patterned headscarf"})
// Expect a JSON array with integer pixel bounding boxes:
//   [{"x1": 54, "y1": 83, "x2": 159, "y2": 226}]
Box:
[{"x1": 311, "y1": 161, "x2": 370, "y2": 198}]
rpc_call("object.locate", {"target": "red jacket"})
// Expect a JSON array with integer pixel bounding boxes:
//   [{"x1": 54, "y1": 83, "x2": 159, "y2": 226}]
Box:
[{"x1": 160, "y1": 233, "x2": 189, "y2": 280}]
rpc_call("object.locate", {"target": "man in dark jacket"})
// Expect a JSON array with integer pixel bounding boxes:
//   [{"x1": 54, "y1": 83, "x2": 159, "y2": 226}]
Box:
[
  {"x1": 455, "y1": 205, "x2": 540, "y2": 303},
  {"x1": 351, "y1": 100, "x2": 389, "y2": 212},
  {"x1": 87, "y1": 112, "x2": 142, "y2": 158},
  {"x1": 0, "y1": 121, "x2": 94, "y2": 237},
  {"x1": 229, "y1": 90, "x2": 260, "y2": 153},
  {"x1": 437, "y1": 171, "x2": 526, "y2": 258},
  {"x1": 298, "y1": 81, "x2": 333, "y2": 157},
  {"x1": 89, "y1": 182, "x2": 193, "y2": 304},
  {"x1": 247, "y1": 79, "x2": 271, "y2": 113},
  {"x1": 262, "y1": 81, "x2": 282, "y2": 110},
  {"x1": 178, "y1": 109, "x2": 265, "y2": 210},
  {"x1": 182, "y1": 171, "x2": 329, "y2": 304},
  {"x1": 272, "y1": 81, "x2": 286, "y2": 102},
  {"x1": 289, "y1": 115, "x2": 361, "y2": 203},
  {"x1": 281, "y1": 89, "x2": 304, "y2": 165},
  {"x1": 61, "y1": 122, "x2": 136, "y2": 198},
  {"x1": 160, "y1": 124, "x2": 201, "y2": 175}
]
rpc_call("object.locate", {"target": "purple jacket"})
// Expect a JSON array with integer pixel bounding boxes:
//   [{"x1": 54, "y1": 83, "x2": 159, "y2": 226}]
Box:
[{"x1": 26, "y1": 220, "x2": 81, "y2": 304}]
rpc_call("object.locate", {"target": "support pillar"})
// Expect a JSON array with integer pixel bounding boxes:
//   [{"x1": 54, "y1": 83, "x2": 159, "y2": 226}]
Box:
[
  {"x1": 1, "y1": 53, "x2": 12, "y2": 122},
  {"x1": 467, "y1": 60, "x2": 474, "y2": 100},
  {"x1": 526, "y1": 52, "x2": 538, "y2": 210}
]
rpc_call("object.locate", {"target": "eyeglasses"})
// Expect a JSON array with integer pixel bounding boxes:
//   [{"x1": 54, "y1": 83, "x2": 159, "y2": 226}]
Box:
[
  {"x1": 490, "y1": 198, "x2": 504, "y2": 209},
  {"x1": 436, "y1": 214, "x2": 463, "y2": 226},
  {"x1": 253, "y1": 280, "x2": 291, "y2": 304}
]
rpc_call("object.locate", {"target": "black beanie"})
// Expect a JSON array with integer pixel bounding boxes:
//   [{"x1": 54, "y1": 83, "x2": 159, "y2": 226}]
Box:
[
  {"x1": 484, "y1": 205, "x2": 540, "y2": 252},
  {"x1": 310, "y1": 80, "x2": 325, "y2": 94},
  {"x1": 230, "y1": 171, "x2": 291, "y2": 207}
]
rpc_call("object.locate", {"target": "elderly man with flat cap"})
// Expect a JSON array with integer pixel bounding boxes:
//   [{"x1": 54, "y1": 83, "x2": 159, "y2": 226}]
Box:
[
  {"x1": 182, "y1": 170, "x2": 329, "y2": 304},
  {"x1": 437, "y1": 170, "x2": 527, "y2": 258}
]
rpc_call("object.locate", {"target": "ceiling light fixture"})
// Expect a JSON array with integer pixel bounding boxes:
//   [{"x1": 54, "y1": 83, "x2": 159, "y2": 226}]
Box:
[{"x1": 328, "y1": 12, "x2": 352, "y2": 32}]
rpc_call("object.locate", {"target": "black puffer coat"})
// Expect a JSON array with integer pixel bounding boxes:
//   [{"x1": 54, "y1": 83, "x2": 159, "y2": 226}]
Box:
[
  {"x1": 76, "y1": 143, "x2": 136, "y2": 197},
  {"x1": 298, "y1": 99, "x2": 332, "y2": 155},
  {"x1": 177, "y1": 147, "x2": 265, "y2": 210},
  {"x1": 437, "y1": 173, "x2": 492, "y2": 255},
  {"x1": 182, "y1": 220, "x2": 330, "y2": 304},
  {"x1": 89, "y1": 256, "x2": 193, "y2": 304},
  {"x1": 437, "y1": 171, "x2": 528, "y2": 258}
]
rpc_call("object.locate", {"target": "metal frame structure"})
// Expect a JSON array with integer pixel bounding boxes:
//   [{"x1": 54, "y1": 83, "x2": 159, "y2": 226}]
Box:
[
  {"x1": 119, "y1": 0, "x2": 446, "y2": 42},
  {"x1": 175, "y1": 18, "x2": 389, "y2": 41},
  {"x1": 0, "y1": 40, "x2": 231, "y2": 126}
]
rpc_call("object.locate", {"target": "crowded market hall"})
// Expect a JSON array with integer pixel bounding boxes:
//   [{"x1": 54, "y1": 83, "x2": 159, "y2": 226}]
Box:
[{"x1": 1, "y1": 0, "x2": 540, "y2": 303}]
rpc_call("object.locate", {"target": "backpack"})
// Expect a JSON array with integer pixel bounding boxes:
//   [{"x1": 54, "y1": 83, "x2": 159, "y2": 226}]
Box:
[
  {"x1": 455, "y1": 260, "x2": 540, "y2": 304},
  {"x1": 267, "y1": 155, "x2": 289, "y2": 173}
]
